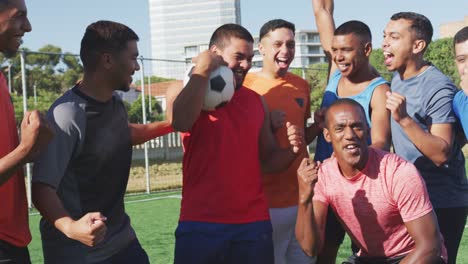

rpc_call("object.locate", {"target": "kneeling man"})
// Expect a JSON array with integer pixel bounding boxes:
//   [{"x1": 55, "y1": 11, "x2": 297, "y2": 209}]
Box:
[{"x1": 295, "y1": 98, "x2": 446, "y2": 264}]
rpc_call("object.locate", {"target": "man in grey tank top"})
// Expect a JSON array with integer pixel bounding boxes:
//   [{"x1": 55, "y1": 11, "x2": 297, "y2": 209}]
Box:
[
  {"x1": 32, "y1": 21, "x2": 172, "y2": 264},
  {"x1": 384, "y1": 12, "x2": 468, "y2": 264}
]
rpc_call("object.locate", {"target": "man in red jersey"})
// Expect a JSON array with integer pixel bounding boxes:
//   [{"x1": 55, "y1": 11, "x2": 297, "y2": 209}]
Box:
[
  {"x1": 0, "y1": 0, "x2": 53, "y2": 263},
  {"x1": 166, "y1": 23, "x2": 305, "y2": 264}
]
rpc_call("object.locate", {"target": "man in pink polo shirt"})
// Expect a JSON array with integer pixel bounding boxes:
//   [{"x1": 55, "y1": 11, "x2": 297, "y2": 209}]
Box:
[{"x1": 295, "y1": 98, "x2": 446, "y2": 263}]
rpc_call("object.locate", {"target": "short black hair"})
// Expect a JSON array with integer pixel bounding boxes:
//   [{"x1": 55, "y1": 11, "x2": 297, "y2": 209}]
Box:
[
  {"x1": 391, "y1": 12, "x2": 433, "y2": 49},
  {"x1": 454, "y1": 26, "x2": 468, "y2": 49},
  {"x1": 335, "y1": 20, "x2": 372, "y2": 44},
  {"x1": 208, "y1": 23, "x2": 253, "y2": 50},
  {"x1": 80, "y1": 20, "x2": 139, "y2": 72},
  {"x1": 259, "y1": 19, "x2": 295, "y2": 41},
  {"x1": 0, "y1": 0, "x2": 12, "y2": 11},
  {"x1": 324, "y1": 98, "x2": 367, "y2": 129}
]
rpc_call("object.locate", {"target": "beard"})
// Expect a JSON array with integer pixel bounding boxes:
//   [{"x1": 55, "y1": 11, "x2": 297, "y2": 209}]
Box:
[
  {"x1": 2, "y1": 40, "x2": 22, "y2": 58},
  {"x1": 117, "y1": 84, "x2": 131, "y2": 92}
]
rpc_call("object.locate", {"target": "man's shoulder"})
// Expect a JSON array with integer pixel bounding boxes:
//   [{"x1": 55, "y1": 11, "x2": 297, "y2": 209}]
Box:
[
  {"x1": 48, "y1": 90, "x2": 87, "y2": 130},
  {"x1": 412, "y1": 66, "x2": 456, "y2": 91}
]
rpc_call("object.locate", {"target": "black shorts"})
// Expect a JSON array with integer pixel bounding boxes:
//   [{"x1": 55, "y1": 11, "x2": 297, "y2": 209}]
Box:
[
  {"x1": 324, "y1": 206, "x2": 346, "y2": 246},
  {"x1": 0, "y1": 240, "x2": 31, "y2": 264}
]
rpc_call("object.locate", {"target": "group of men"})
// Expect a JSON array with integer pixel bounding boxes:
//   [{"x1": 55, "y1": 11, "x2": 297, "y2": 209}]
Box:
[{"x1": 1, "y1": 0, "x2": 468, "y2": 264}]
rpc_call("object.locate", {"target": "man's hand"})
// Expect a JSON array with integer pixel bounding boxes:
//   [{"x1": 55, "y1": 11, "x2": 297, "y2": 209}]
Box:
[
  {"x1": 287, "y1": 122, "x2": 305, "y2": 153},
  {"x1": 62, "y1": 212, "x2": 108, "y2": 247},
  {"x1": 19, "y1": 110, "x2": 54, "y2": 162},
  {"x1": 191, "y1": 50, "x2": 227, "y2": 78},
  {"x1": 297, "y1": 158, "x2": 320, "y2": 204},
  {"x1": 460, "y1": 66, "x2": 468, "y2": 95},
  {"x1": 386, "y1": 91, "x2": 410, "y2": 124},
  {"x1": 270, "y1": 110, "x2": 286, "y2": 132}
]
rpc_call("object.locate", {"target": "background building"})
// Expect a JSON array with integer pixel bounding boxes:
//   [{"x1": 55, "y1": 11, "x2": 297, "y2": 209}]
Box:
[
  {"x1": 440, "y1": 16, "x2": 468, "y2": 38},
  {"x1": 148, "y1": 0, "x2": 241, "y2": 79}
]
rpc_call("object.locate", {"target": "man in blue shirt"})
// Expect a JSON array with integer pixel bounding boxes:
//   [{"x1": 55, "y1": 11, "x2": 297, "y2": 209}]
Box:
[
  {"x1": 452, "y1": 26, "x2": 468, "y2": 139},
  {"x1": 384, "y1": 12, "x2": 468, "y2": 264}
]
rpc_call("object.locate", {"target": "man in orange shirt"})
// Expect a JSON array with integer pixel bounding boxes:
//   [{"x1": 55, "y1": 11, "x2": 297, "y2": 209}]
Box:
[{"x1": 244, "y1": 19, "x2": 320, "y2": 264}]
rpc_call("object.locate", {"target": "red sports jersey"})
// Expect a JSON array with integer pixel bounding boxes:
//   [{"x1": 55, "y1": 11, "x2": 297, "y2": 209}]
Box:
[
  {"x1": 180, "y1": 87, "x2": 270, "y2": 223},
  {"x1": 0, "y1": 73, "x2": 31, "y2": 247}
]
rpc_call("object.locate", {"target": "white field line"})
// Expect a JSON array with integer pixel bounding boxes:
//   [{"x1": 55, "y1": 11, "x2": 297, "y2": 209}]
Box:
[
  {"x1": 29, "y1": 194, "x2": 182, "y2": 216},
  {"x1": 125, "y1": 194, "x2": 182, "y2": 204}
]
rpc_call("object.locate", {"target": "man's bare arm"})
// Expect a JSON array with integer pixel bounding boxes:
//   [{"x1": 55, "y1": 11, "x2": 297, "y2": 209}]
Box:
[
  {"x1": 400, "y1": 211, "x2": 442, "y2": 263},
  {"x1": 312, "y1": 0, "x2": 337, "y2": 78},
  {"x1": 0, "y1": 111, "x2": 53, "y2": 185},
  {"x1": 369, "y1": 84, "x2": 391, "y2": 151}
]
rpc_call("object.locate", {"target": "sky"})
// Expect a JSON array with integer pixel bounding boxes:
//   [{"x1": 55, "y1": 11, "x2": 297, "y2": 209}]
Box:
[{"x1": 24, "y1": 1, "x2": 467, "y2": 63}]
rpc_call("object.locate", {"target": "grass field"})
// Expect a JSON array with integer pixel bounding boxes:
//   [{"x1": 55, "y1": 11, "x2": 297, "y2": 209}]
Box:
[
  {"x1": 28, "y1": 191, "x2": 468, "y2": 264},
  {"x1": 27, "y1": 149, "x2": 468, "y2": 263}
]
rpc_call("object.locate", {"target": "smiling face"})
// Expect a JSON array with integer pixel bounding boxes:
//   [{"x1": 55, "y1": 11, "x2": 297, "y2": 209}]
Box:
[
  {"x1": 331, "y1": 33, "x2": 370, "y2": 78},
  {"x1": 0, "y1": 0, "x2": 31, "y2": 57},
  {"x1": 324, "y1": 102, "x2": 369, "y2": 173},
  {"x1": 259, "y1": 27, "x2": 295, "y2": 77},
  {"x1": 382, "y1": 19, "x2": 417, "y2": 72},
  {"x1": 213, "y1": 37, "x2": 254, "y2": 89},
  {"x1": 454, "y1": 39, "x2": 468, "y2": 78},
  {"x1": 109, "y1": 40, "x2": 140, "y2": 92}
]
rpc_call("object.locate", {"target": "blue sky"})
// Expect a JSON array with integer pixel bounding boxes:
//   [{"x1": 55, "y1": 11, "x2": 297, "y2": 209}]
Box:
[{"x1": 24, "y1": 0, "x2": 467, "y2": 59}]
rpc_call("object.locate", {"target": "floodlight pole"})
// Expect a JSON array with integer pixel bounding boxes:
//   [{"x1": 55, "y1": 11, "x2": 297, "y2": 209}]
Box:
[
  {"x1": 20, "y1": 51, "x2": 32, "y2": 208},
  {"x1": 139, "y1": 57, "x2": 151, "y2": 194}
]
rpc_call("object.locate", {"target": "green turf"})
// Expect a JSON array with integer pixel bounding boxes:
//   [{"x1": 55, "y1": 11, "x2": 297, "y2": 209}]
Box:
[
  {"x1": 28, "y1": 192, "x2": 468, "y2": 263},
  {"x1": 27, "y1": 159, "x2": 468, "y2": 263}
]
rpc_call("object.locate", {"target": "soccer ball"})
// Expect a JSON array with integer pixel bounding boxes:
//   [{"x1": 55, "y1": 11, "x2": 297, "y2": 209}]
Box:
[{"x1": 183, "y1": 65, "x2": 236, "y2": 111}]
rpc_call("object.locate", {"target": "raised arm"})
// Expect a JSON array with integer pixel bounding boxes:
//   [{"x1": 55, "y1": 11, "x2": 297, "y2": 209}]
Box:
[
  {"x1": 400, "y1": 211, "x2": 443, "y2": 263},
  {"x1": 295, "y1": 158, "x2": 327, "y2": 256},
  {"x1": 0, "y1": 110, "x2": 53, "y2": 185},
  {"x1": 258, "y1": 98, "x2": 304, "y2": 173},
  {"x1": 170, "y1": 50, "x2": 225, "y2": 132},
  {"x1": 369, "y1": 84, "x2": 391, "y2": 151},
  {"x1": 312, "y1": 0, "x2": 337, "y2": 78}
]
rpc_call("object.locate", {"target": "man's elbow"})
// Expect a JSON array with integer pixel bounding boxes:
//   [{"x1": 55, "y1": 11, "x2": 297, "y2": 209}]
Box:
[
  {"x1": 296, "y1": 238, "x2": 320, "y2": 257},
  {"x1": 418, "y1": 243, "x2": 442, "y2": 262},
  {"x1": 432, "y1": 148, "x2": 451, "y2": 167},
  {"x1": 171, "y1": 118, "x2": 192, "y2": 133}
]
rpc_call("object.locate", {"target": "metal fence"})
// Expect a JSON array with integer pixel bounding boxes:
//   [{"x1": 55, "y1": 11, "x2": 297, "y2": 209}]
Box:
[
  {"x1": 5, "y1": 49, "x2": 353, "y2": 207},
  {"x1": 4, "y1": 50, "x2": 189, "y2": 208}
]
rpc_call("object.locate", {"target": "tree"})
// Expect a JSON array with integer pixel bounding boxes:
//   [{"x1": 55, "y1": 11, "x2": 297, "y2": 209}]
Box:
[
  {"x1": 304, "y1": 63, "x2": 329, "y2": 111},
  {"x1": 424, "y1": 38, "x2": 459, "y2": 85},
  {"x1": 126, "y1": 94, "x2": 164, "y2": 124}
]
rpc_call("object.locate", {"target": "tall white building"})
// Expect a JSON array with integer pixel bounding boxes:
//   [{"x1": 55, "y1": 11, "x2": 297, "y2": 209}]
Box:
[{"x1": 148, "y1": 0, "x2": 241, "y2": 79}]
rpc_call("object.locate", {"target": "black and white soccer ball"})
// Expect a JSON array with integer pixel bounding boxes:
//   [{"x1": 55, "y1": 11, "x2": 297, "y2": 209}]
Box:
[{"x1": 183, "y1": 65, "x2": 235, "y2": 111}]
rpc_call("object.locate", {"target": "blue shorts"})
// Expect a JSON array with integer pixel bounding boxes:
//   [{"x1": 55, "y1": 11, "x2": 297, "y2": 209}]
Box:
[{"x1": 174, "y1": 220, "x2": 274, "y2": 264}]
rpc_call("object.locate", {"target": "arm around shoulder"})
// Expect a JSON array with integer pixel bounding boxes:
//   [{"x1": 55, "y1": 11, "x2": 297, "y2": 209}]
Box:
[{"x1": 0, "y1": 110, "x2": 53, "y2": 185}]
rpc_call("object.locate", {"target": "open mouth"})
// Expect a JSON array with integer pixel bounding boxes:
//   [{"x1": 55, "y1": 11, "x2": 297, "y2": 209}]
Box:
[
  {"x1": 344, "y1": 144, "x2": 360, "y2": 155},
  {"x1": 276, "y1": 58, "x2": 290, "y2": 68},
  {"x1": 383, "y1": 51, "x2": 394, "y2": 66},
  {"x1": 337, "y1": 63, "x2": 351, "y2": 72}
]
